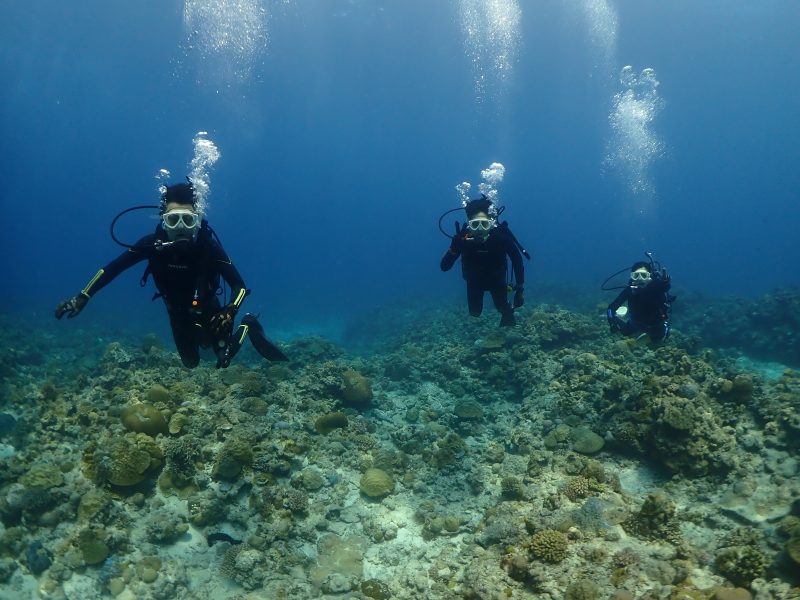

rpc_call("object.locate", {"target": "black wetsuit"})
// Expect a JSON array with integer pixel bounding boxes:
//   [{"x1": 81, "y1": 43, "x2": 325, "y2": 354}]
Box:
[
  {"x1": 81, "y1": 223, "x2": 248, "y2": 367},
  {"x1": 607, "y1": 276, "x2": 672, "y2": 343},
  {"x1": 440, "y1": 223, "x2": 524, "y2": 324}
]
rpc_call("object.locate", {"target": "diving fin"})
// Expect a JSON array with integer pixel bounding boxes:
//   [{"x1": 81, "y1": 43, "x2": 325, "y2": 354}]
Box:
[{"x1": 241, "y1": 313, "x2": 289, "y2": 362}]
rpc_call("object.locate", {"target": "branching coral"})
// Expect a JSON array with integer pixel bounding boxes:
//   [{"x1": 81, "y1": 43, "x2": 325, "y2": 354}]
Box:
[
  {"x1": 528, "y1": 529, "x2": 569, "y2": 563},
  {"x1": 623, "y1": 493, "x2": 683, "y2": 547},
  {"x1": 714, "y1": 528, "x2": 769, "y2": 587},
  {"x1": 164, "y1": 434, "x2": 202, "y2": 485}
]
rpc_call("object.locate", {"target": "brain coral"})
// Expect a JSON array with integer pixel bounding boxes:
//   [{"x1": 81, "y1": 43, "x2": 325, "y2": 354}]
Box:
[
  {"x1": 359, "y1": 468, "x2": 394, "y2": 499},
  {"x1": 787, "y1": 536, "x2": 800, "y2": 566},
  {"x1": 528, "y1": 529, "x2": 569, "y2": 563},
  {"x1": 145, "y1": 384, "x2": 171, "y2": 404},
  {"x1": 570, "y1": 427, "x2": 605, "y2": 454},
  {"x1": 20, "y1": 463, "x2": 64, "y2": 489},
  {"x1": 121, "y1": 403, "x2": 168, "y2": 436},
  {"x1": 454, "y1": 400, "x2": 484, "y2": 420},
  {"x1": 212, "y1": 437, "x2": 254, "y2": 481},
  {"x1": 314, "y1": 412, "x2": 349, "y2": 434},
  {"x1": 77, "y1": 529, "x2": 110, "y2": 565},
  {"x1": 92, "y1": 434, "x2": 162, "y2": 487},
  {"x1": 565, "y1": 579, "x2": 600, "y2": 600},
  {"x1": 342, "y1": 370, "x2": 373, "y2": 407}
]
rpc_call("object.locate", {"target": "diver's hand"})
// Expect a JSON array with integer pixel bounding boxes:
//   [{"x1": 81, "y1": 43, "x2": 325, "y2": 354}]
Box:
[
  {"x1": 513, "y1": 287, "x2": 525, "y2": 309},
  {"x1": 450, "y1": 222, "x2": 467, "y2": 252},
  {"x1": 55, "y1": 294, "x2": 88, "y2": 319},
  {"x1": 210, "y1": 305, "x2": 238, "y2": 336}
]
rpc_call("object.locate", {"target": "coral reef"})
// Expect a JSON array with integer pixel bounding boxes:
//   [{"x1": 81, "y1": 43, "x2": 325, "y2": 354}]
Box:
[
  {"x1": 1, "y1": 293, "x2": 799, "y2": 600},
  {"x1": 678, "y1": 287, "x2": 800, "y2": 366}
]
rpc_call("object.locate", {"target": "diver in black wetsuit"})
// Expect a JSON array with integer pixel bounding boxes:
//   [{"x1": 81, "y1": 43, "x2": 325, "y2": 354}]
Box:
[
  {"x1": 55, "y1": 182, "x2": 287, "y2": 369},
  {"x1": 606, "y1": 260, "x2": 674, "y2": 343},
  {"x1": 440, "y1": 196, "x2": 526, "y2": 327}
]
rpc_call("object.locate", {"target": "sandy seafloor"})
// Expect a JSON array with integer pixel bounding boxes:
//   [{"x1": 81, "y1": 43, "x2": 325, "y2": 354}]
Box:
[{"x1": 1, "y1": 292, "x2": 799, "y2": 600}]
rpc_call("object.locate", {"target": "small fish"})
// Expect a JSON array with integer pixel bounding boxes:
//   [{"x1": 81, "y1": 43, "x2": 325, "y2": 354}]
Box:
[{"x1": 206, "y1": 532, "x2": 242, "y2": 547}]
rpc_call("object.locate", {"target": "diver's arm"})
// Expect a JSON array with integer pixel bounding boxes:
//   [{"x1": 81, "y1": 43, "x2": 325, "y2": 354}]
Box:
[
  {"x1": 81, "y1": 237, "x2": 154, "y2": 298},
  {"x1": 206, "y1": 241, "x2": 250, "y2": 336},
  {"x1": 211, "y1": 241, "x2": 249, "y2": 310},
  {"x1": 440, "y1": 245, "x2": 460, "y2": 272},
  {"x1": 441, "y1": 226, "x2": 470, "y2": 272},
  {"x1": 606, "y1": 288, "x2": 630, "y2": 330},
  {"x1": 56, "y1": 236, "x2": 153, "y2": 319},
  {"x1": 505, "y1": 237, "x2": 524, "y2": 288},
  {"x1": 607, "y1": 288, "x2": 629, "y2": 313},
  {"x1": 441, "y1": 222, "x2": 468, "y2": 272},
  {"x1": 606, "y1": 287, "x2": 631, "y2": 324},
  {"x1": 654, "y1": 274, "x2": 671, "y2": 293}
]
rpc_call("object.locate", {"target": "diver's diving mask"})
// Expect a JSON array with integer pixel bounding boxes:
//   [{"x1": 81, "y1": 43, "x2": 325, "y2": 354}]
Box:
[
  {"x1": 630, "y1": 268, "x2": 652, "y2": 286},
  {"x1": 467, "y1": 217, "x2": 494, "y2": 233},
  {"x1": 162, "y1": 209, "x2": 200, "y2": 241}
]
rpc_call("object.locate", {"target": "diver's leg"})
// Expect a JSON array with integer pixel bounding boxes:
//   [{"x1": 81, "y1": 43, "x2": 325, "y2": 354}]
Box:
[
  {"x1": 620, "y1": 320, "x2": 638, "y2": 338},
  {"x1": 490, "y1": 285, "x2": 515, "y2": 327},
  {"x1": 648, "y1": 321, "x2": 669, "y2": 343},
  {"x1": 168, "y1": 311, "x2": 200, "y2": 368},
  {"x1": 467, "y1": 282, "x2": 484, "y2": 317}
]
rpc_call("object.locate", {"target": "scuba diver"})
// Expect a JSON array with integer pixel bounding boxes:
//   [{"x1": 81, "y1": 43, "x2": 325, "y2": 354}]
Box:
[
  {"x1": 55, "y1": 181, "x2": 288, "y2": 368},
  {"x1": 604, "y1": 253, "x2": 675, "y2": 344},
  {"x1": 439, "y1": 195, "x2": 530, "y2": 327}
]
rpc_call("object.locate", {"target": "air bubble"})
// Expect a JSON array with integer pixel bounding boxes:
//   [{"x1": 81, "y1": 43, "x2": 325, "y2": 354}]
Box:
[
  {"x1": 459, "y1": 0, "x2": 521, "y2": 103},
  {"x1": 605, "y1": 66, "x2": 665, "y2": 205}
]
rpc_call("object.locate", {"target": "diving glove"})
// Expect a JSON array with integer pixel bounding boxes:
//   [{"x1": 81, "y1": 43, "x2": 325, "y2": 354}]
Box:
[
  {"x1": 55, "y1": 294, "x2": 89, "y2": 319},
  {"x1": 210, "y1": 304, "x2": 238, "y2": 337},
  {"x1": 513, "y1": 287, "x2": 525, "y2": 309}
]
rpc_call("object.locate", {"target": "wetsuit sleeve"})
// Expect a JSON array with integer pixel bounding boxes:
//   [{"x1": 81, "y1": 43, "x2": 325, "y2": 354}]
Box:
[
  {"x1": 653, "y1": 277, "x2": 673, "y2": 319},
  {"x1": 211, "y1": 240, "x2": 249, "y2": 309},
  {"x1": 80, "y1": 236, "x2": 154, "y2": 298},
  {"x1": 505, "y1": 237, "x2": 524, "y2": 287},
  {"x1": 607, "y1": 288, "x2": 630, "y2": 313},
  {"x1": 440, "y1": 244, "x2": 460, "y2": 272}
]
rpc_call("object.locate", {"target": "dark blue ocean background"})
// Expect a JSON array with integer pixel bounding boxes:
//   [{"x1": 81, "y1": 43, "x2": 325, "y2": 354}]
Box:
[{"x1": 2, "y1": 0, "x2": 799, "y2": 344}]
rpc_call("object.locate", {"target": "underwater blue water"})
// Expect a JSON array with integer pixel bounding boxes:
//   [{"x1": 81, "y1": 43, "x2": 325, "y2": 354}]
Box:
[{"x1": 1, "y1": 1, "x2": 798, "y2": 340}]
